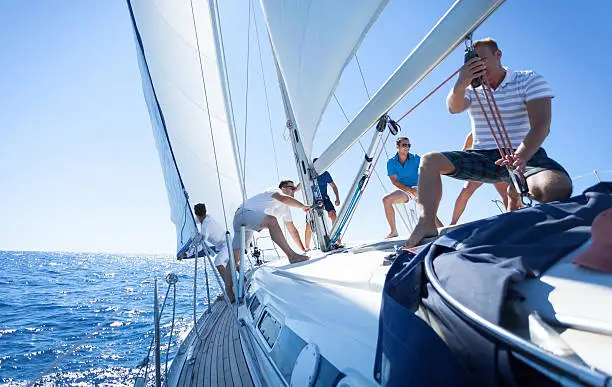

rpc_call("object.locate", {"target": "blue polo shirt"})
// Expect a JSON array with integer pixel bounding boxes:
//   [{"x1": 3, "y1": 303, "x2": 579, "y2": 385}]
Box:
[
  {"x1": 387, "y1": 152, "x2": 420, "y2": 187},
  {"x1": 317, "y1": 171, "x2": 333, "y2": 198}
]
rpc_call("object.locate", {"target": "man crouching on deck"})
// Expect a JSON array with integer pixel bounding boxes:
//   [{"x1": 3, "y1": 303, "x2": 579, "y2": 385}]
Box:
[
  {"x1": 226, "y1": 180, "x2": 309, "y2": 302},
  {"x1": 404, "y1": 37, "x2": 572, "y2": 249}
]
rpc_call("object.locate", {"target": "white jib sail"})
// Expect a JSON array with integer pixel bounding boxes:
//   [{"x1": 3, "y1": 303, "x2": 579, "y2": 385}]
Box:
[{"x1": 128, "y1": 0, "x2": 244, "y2": 254}]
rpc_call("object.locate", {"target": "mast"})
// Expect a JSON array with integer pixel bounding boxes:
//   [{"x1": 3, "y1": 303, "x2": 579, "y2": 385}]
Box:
[{"x1": 270, "y1": 54, "x2": 331, "y2": 251}]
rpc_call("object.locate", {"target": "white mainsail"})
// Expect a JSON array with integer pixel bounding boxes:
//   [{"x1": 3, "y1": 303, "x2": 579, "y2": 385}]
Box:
[
  {"x1": 128, "y1": 0, "x2": 244, "y2": 254},
  {"x1": 259, "y1": 0, "x2": 389, "y2": 157}
]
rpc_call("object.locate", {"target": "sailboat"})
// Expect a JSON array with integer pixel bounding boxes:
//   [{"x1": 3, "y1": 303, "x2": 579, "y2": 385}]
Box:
[{"x1": 127, "y1": 0, "x2": 612, "y2": 386}]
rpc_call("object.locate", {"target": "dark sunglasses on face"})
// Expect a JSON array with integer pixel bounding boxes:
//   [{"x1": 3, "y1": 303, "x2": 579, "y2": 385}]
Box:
[{"x1": 400, "y1": 143, "x2": 411, "y2": 148}]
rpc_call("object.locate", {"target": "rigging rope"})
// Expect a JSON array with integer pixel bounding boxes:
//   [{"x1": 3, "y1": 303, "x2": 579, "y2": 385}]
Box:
[
  {"x1": 472, "y1": 71, "x2": 532, "y2": 206},
  {"x1": 188, "y1": 3, "x2": 239, "y2": 351},
  {"x1": 346, "y1": 55, "x2": 415, "y2": 234},
  {"x1": 329, "y1": 65, "x2": 464, "y2": 244},
  {"x1": 354, "y1": 54, "x2": 392, "y2": 160},
  {"x1": 241, "y1": 0, "x2": 253, "y2": 200},
  {"x1": 330, "y1": 130, "x2": 393, "y2": 246},
  {"x1": 572, "y1": 170, "x2": 612, "y2": 181},
  {"x1": 331, "y1": 93, "x2": 389, "y2": 192},
  {"x1": 331, "y1": 94, "x2": 413, "y2": 240},
  {"x1": 214, "y1": 0, "x2": 244, "y2": 190},
  {"x1": 252, "y1": 0, "x2": 281, "y2": 181},
  {"x1": 396, "y1": 68, "x2": 461, "y2": 123},
  {"x1": 190, "y1": 1, "x2": 254, "y2": 317},
  {"x1": 372, "y1": 67, "x2": 463, "y2": 176},
  {"x1": 354, "y1": 54, "x2": 371, "y2": 99}
]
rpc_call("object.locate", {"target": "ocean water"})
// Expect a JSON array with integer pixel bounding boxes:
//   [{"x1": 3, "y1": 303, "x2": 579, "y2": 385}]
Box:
[{"x1": 0, "y1": 250, "x2": 222, "y2": 386}]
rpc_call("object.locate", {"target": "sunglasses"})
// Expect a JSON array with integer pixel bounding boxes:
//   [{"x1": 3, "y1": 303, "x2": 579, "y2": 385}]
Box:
[
  {"x1": 285, "y1": 186, "x2": 296, "y2": 190},
  {"x1": 400, "y1": 143, "x2": 411, "y2": 148}
]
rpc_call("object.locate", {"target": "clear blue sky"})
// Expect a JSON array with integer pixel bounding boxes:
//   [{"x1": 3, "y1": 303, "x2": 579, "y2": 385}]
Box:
[{"x1": 1, "y1": 0, "x2": 609, "y2": 254}]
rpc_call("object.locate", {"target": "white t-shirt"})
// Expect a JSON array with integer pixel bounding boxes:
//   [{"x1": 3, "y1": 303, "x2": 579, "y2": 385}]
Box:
[
  {"x1": 199, "y1": 215, "x2": 226, "y2": 250},
  {"x1": 242, "y1": 188, "x2": 292, "y2": 222}
]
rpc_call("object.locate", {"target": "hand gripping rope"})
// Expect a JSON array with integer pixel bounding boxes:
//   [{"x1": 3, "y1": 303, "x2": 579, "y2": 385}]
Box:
[{"x1": 329, "y1": 39, "x2": 536, "y2": 248}]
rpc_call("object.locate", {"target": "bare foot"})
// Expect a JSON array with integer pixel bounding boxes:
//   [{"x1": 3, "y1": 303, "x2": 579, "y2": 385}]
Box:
[
  {"x1": 403, "y1": 221, "x2": 438, "y2": 249},
  {"x1": 507, "y1": 184, "x2": 522, "y2": 212},
  {"x1": 385, "y1": 231, "x2": 398, "y2": 239},
  {"x1": 508, "y1": 193, "x2": 521, "y2": 212},
  {"x1": 288, "y1": 254, "x2": 309, "y2": 264}
]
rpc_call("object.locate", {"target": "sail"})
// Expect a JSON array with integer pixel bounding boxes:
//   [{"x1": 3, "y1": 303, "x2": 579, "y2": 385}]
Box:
[
  {"x1": 128, "y1": 0, "x2": 244, "y2": 254},
  {"x1": 259, "y1": 0, "x2": 389, "y2": 157},
  {"x1": 315, "y1": 0, "x2": 506, "y2": 173}
]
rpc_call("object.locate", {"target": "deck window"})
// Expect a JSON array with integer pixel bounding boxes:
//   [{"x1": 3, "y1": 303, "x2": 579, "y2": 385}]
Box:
[
  {"x1": 258, "y1": 310, "x2": 282, "y2": 348},
  {"x1": 249, "y1": 295, "x2": 261, "y2": 319}
]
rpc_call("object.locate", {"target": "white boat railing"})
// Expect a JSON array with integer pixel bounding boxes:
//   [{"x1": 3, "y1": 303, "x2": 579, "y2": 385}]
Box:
[
  {"x1": 134, "y1": 273, "x2": 180, "y2": 387},
  {"x1": 137, "y1": 235, "x2": 238, "y2": 387}
]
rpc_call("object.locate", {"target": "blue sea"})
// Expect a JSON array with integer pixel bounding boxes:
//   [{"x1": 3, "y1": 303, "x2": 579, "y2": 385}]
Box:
[{"x1": 0, "y1": 250, "x2": 222, "y2": 386}]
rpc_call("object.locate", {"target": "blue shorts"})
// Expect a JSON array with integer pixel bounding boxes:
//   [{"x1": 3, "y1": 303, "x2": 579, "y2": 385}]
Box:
[
  {"x1": 322, "y1": 197, "x2": 336, "y2": 213},
  {"x1": 442, "y1": 148, "x2": 568, "y2": 184}
]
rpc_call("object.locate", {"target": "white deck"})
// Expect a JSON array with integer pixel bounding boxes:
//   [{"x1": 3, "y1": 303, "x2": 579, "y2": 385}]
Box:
[{"x1": 247, "y1": 241, "x2": 398, "y2": 385}]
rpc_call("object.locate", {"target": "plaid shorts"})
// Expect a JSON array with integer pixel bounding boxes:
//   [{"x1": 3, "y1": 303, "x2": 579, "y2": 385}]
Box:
[{"x1": 442, "y1": 148, "x2": 568, "y2": 184}]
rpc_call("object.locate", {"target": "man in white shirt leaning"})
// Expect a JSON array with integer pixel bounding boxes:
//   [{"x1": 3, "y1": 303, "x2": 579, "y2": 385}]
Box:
[{"x1": 227, "y1": 180, "x2": 310, "y2": 301}]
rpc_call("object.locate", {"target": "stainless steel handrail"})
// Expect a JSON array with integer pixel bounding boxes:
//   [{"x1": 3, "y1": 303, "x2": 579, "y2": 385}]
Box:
[{"x1": 424, "y1": 252, "x2": 611, "y2": 386}]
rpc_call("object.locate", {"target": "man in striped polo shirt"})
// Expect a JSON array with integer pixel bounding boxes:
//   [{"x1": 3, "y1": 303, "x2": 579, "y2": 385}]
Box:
[{"x1": 404, "y1": 37, "x2": 572, "y2": 248}]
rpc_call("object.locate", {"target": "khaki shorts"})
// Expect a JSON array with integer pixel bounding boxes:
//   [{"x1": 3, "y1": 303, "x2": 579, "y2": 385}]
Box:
[{"x1": 232, "y1": 208, "x2": 266, "y2": 249}]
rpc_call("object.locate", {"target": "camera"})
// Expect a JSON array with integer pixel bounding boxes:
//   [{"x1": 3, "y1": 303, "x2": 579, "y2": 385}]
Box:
[{"x1": 464, "y1": 47, "x2": 482, "y2": 88}]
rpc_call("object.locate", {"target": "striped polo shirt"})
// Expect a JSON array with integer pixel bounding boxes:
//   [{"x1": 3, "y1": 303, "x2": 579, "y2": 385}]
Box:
[{"x1": 465, "y1": 69, "x2": 553, "y2": 150}]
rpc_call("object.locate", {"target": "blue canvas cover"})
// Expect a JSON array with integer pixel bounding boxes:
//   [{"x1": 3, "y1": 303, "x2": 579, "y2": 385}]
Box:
[
  {"x1": 374, "y1": 245, "x2": 474, "y2": 386},
  {"x1": 376, "y1": 183, "x2": 612, "y2": 386}
]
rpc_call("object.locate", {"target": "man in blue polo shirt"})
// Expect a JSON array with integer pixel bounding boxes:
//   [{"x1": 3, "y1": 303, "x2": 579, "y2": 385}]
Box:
[
  {"x1": 384, "y1": 137, "x2": 431, "y2": 238},
  {"x1": 302, "y1": 158, "x2": 341, "y2": 250}
]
